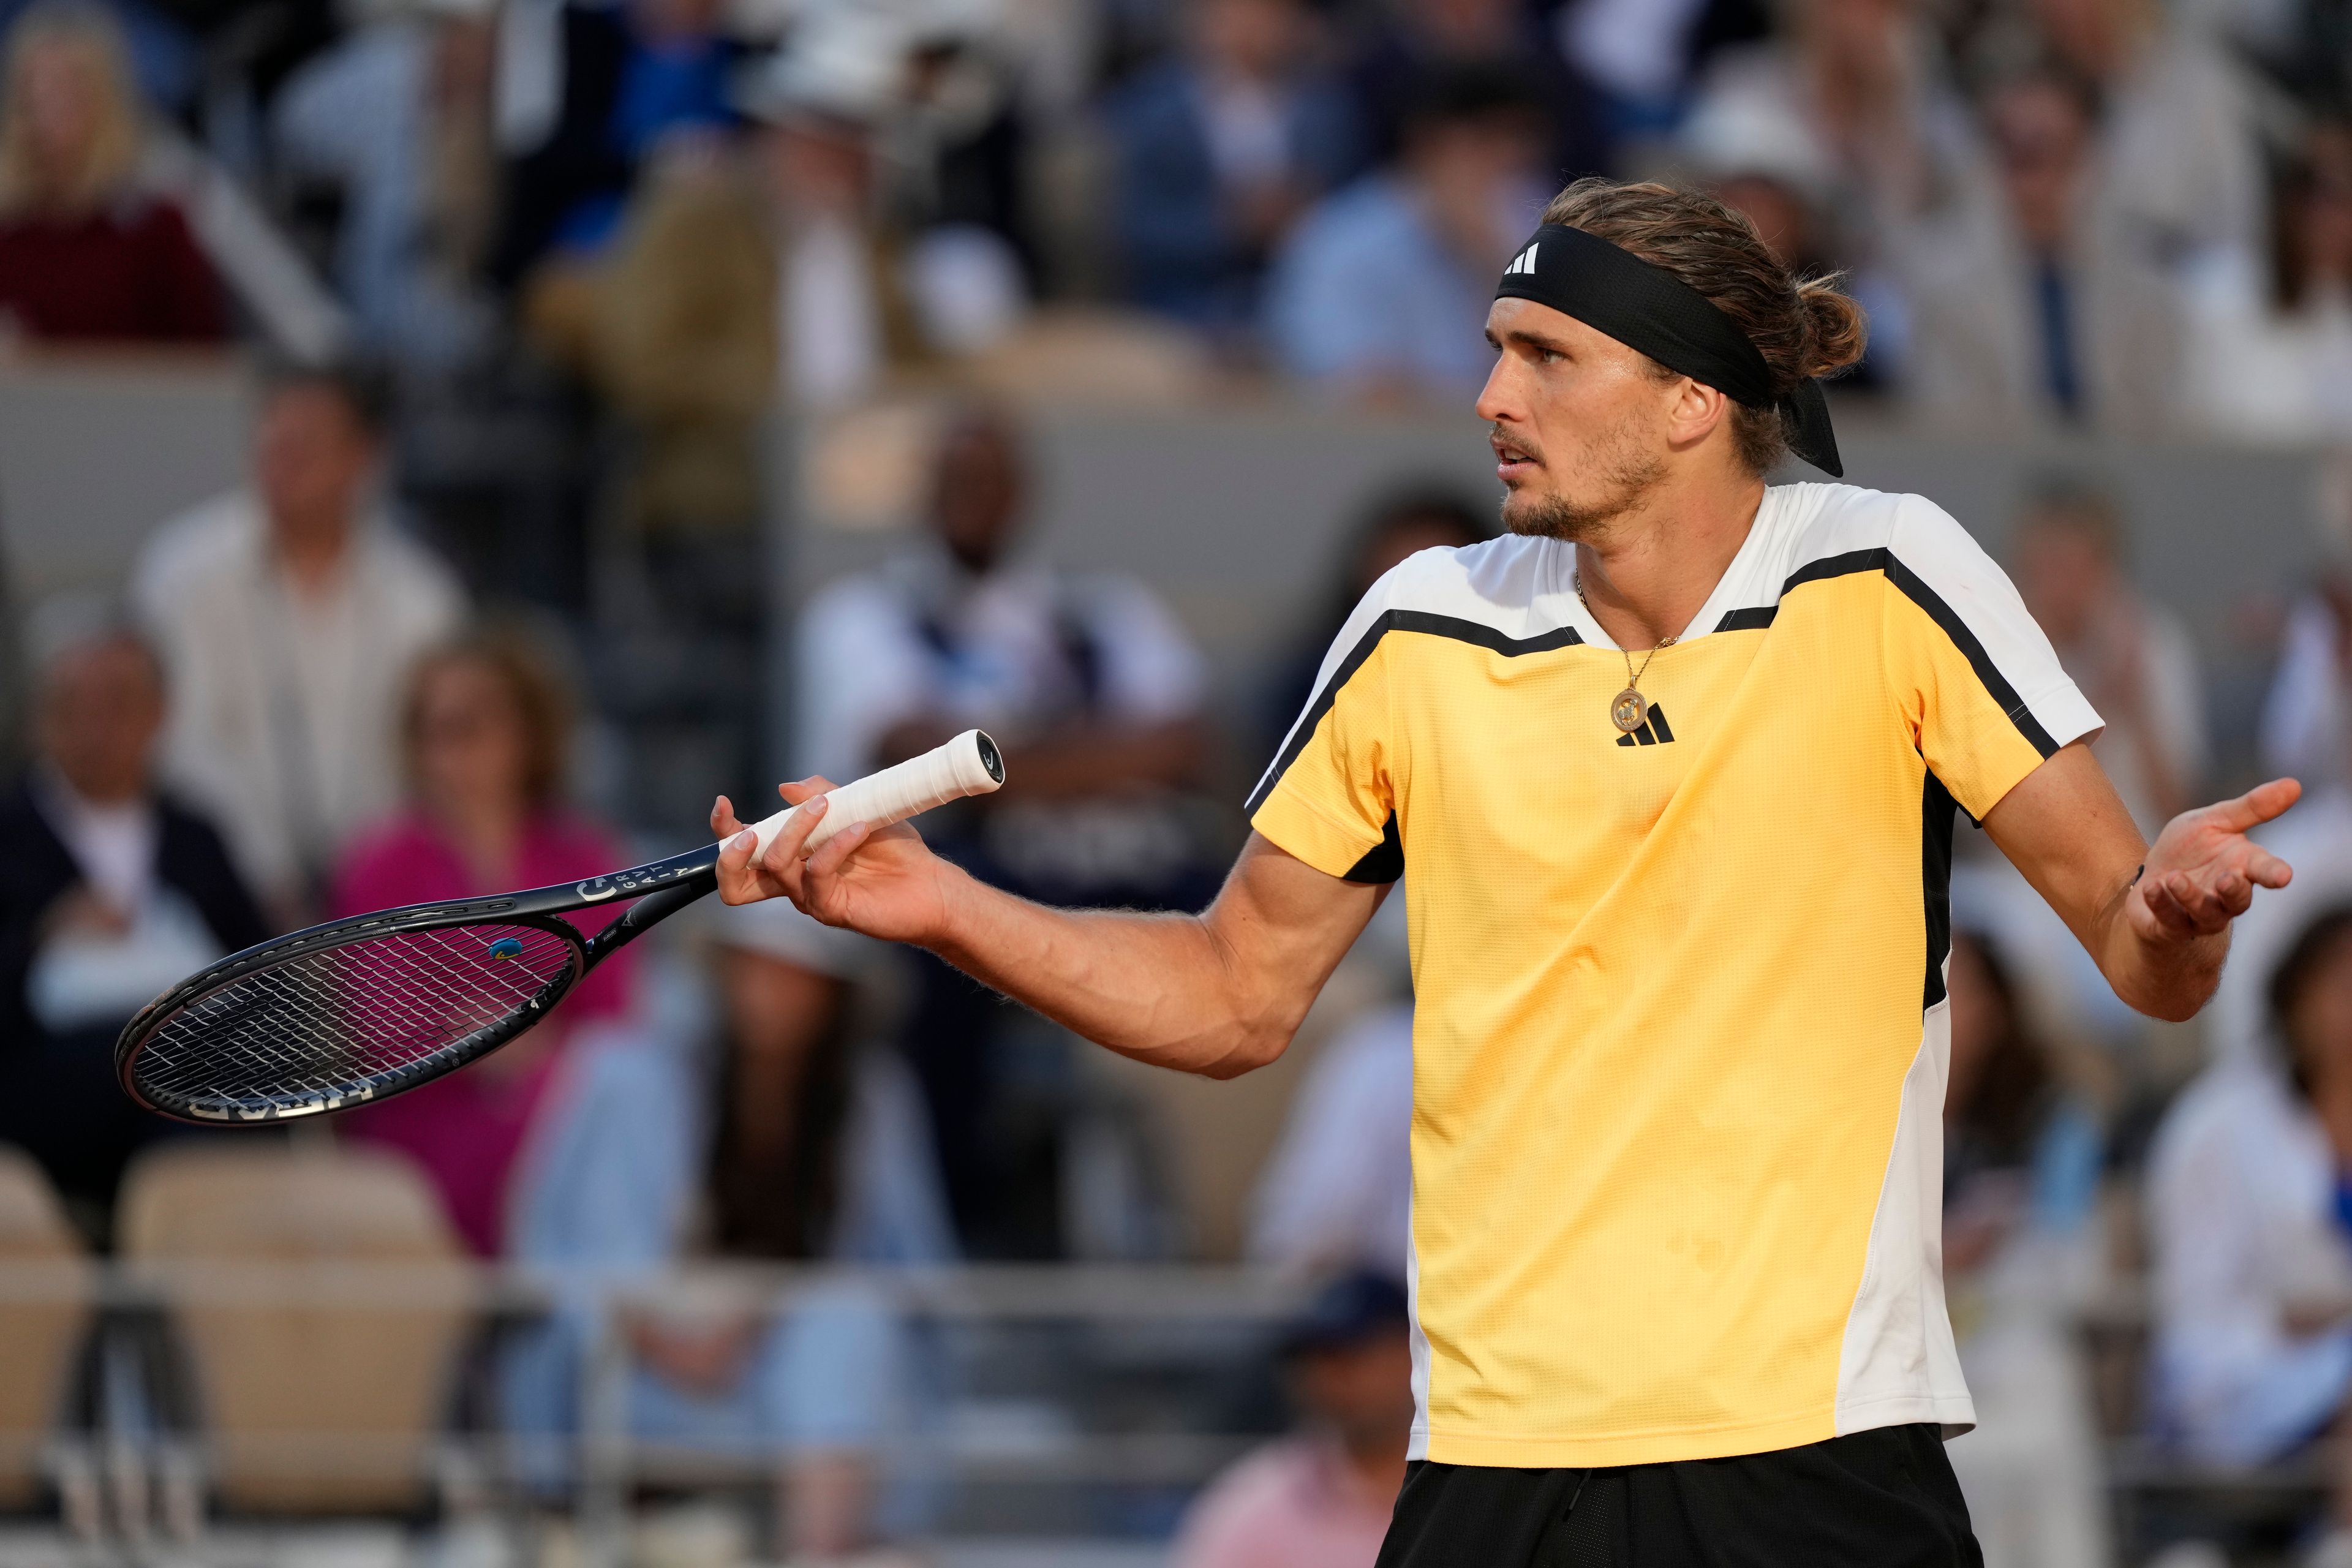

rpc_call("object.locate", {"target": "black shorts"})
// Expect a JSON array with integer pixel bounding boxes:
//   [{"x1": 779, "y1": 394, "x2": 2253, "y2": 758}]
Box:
[{"x1": 1375, "y1": 1423, "x2": 1982, "y2": 1568}]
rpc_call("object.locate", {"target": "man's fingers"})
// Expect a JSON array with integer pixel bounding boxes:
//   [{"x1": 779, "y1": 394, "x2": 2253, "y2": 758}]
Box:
[
  {"x1": 776, "y1": 777, "x2": 839, "y2": 807},
  {"x1": 757, "y1": 793, "x2": 828, "y2": 877},
  {"x1": 710, "y1": 795, "x2": 744, "y2": 839},
  {"x1": 2244, "y1": 845, "x2": 2295, "y2": 890},
  {"x1": 2208, "y1": 776, "x2": 2303, "y2": 832},
  {"x1": 2143, "y1": 876, "x2": 2203, "y2": 939},
  {"x1": 805, "y1": 820, "x2": 872, "y2": 884}
]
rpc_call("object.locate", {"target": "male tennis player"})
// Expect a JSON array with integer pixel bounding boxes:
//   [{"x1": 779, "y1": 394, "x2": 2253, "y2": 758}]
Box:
[{"x1": 714, "y1": 178, "x2": 2296, "y2": 1564}]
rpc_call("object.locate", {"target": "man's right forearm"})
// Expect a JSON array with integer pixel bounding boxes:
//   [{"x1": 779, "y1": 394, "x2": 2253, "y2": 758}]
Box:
[{"x1": 919, "y1": 864, "x2": 1294, "y2": 1079}]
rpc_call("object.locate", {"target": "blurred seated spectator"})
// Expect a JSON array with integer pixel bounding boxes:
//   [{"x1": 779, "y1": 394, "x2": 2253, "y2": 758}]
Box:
[
  {"x1": 270, "y1": 0, "x2": 500, "y2": 373},
  {"x1": 1344, "y1": 0, "x2": 1608, "y2": 184},
  {"x1": 0, "y1": 613, "x2": 265, "y2": 1239},
  {"x1": 886, "y1": 12, "x2": 1040, "y2": 304},
  {"x1": 0, "y1": 1, "x2": 222, "y2": 343},
  {"x1": 2007, "y1": 477, "x2": 2205, "y2": 836},
  {"x1": 1265, "y1": 64, "x2": 1545, "y2": 405},
  {"x1": 1890, "y1": 62, "x2": 2182, "y2": 434},
  {"x1": 1170, "y1": 1270, "x2": 1411, "y2": 1568},
  {"x1": 1258, "y1": 483, "x2": 1491, "y2": 761},
  {"x1": 1246, "y1": 1000, "x2": 1411, "y2": 1283},
  {"x1": 503, "y1": 896, "x2": 952, "y2": 1558},
  {"x1": 132, "y1": 361, "x2": 465, "y2": 919},
  {"x1": 1939, "y1": 921, "x2": 2110, "y2": 1568},
  {"x1": 2181, "y1": 118, "x2": 2352, "y2": 446},
  {"x1": 796, "y1": 403, "x2": 1211, "y2": 1256},
  {"x1": 2022, "y1": 0, "x2": 2262, "y2": 266},
  {"x1": 2147, "y1": 902, "x2": 2352, "y2": 1559},
  {"x1": 1678, "y1": 0, "x2": 1986, "y2": 326},
  {"x1": 1104, "y1": 0, "x2": 1360, "y2": 336},
  {"x1": 333, "y1": 629, "x2": 635, "y2": 1257},
  {"x1": 490, "y1": 0, "x2": 742, "y2": 292}
]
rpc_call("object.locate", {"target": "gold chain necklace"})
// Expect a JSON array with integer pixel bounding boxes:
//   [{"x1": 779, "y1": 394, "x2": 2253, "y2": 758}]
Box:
[{"x1": 1575, "y1": 573, "x2": 1676, "y2": 735}]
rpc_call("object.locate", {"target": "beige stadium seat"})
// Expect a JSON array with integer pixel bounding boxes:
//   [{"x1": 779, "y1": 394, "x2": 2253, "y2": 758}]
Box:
[
  {"x1": 0, "y1": 1147, "x2": 90, "y2": 1509},
  {"x1": 117, "y1": 1142, "x2": 475, "y2": 1515}
]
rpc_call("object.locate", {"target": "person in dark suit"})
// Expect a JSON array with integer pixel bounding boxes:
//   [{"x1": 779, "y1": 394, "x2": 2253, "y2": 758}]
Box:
[{"x1": 0, "y1": 620, "x2": 268, "y2": 1241}]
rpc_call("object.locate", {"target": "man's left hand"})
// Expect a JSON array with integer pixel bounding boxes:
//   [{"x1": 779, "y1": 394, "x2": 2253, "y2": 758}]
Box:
[{"x1": 2129, "y1": 777, "x2": 2302, "y2": 943}]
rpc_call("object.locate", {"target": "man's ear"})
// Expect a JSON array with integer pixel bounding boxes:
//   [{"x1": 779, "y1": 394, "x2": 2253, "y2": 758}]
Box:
[{"x1": 1664, "y1": 377, "x2": 1734, "y2": 450}]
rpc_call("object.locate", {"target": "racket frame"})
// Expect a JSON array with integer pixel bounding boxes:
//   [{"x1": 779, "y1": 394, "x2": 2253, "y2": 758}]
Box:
[{"x1": 115, "y1": 845, "x2": 723, "y2": 1125}]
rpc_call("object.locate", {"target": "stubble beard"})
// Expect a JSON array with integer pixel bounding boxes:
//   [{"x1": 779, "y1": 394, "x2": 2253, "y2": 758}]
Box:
[{"x1": 1499, "y1": 415, "x2": 1667, "y2": 545}]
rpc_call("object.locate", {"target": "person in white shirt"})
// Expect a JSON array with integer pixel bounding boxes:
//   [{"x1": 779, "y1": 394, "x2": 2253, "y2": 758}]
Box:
[
  {"x1": 130, "y1": 362, "x2": 466, "y2": 921},
  {"x1": 794, "y1": 403, "x2": 1210, "y2": 1256},
  {"x1": 2148, "y1": 901, "x2": 2352, "y2": 1567},
  {"x1": 2179, "y1": 119, "x2": 2352, "y2": 447}
]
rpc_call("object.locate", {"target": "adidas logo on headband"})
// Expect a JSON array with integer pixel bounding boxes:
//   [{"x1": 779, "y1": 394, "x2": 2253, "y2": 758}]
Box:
[{"x1": 1503, "y1": 242, "x2": 1541, "y2": 277}]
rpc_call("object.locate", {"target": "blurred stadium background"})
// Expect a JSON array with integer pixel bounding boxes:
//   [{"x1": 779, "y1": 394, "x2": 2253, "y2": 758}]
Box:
[{"x1": 0, "y1": 0, "x2": 2349, "y2": 1562}]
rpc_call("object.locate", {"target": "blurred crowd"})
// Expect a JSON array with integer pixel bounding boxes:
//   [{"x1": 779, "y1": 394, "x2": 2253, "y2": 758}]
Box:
[{"x1": 6, "y1": 0, "x2": 2352, "y2": 1561}]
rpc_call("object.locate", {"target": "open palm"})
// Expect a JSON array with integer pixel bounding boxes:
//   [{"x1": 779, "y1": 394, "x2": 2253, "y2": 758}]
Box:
[{"x1": 2130, "y1": 777, "x2": 2301, "y2": 943}]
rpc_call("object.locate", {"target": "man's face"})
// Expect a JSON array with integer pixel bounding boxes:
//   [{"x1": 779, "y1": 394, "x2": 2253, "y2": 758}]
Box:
[
  {"x1": 1475, "y1": 297, "x2": 1676, "y2": 541},
  {"x1": 2011, "y1": 511, "x2": 2114, "y2": 646},
  {"x1": 254, "y1": 384, "x2": 377, "y2": 541},
  {"x1": 1991, "y1": 80, "x2": 2090, "y2": 255},
  {"x1": 1190, "y1": 0, "x2": 1302, "y2": 80},
  {"x1": 930, "y1": 423, "x2": 1025, "y2": 571},
  {"x1": 38, "y1": 636, "x2": 164, "y2": 805}
]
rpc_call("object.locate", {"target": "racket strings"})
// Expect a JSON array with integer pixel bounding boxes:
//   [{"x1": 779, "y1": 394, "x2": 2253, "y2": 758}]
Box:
[{"x1": 133, "y1": 924, "x2": 580, "y2": 1112}]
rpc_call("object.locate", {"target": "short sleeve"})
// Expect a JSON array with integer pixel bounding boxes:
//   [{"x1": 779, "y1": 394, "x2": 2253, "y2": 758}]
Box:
[
  {"x1": 1245, "y1": 582, "x2": 1403, "y2": 882},
  {"x1": 1882, "y1": 496, "x2": 2104, "y2": 820}
]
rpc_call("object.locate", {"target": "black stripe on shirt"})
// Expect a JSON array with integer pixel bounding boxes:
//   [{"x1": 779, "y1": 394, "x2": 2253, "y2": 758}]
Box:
[
  {"x1": 1773, "y1": 548, "x2": 2060, "y2": 760},
  {"x1": 1244, "y1": 611, "x2": 1584, "y2": 815}
]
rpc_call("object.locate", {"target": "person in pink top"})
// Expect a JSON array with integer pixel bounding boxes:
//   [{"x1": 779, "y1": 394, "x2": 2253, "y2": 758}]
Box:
[
  {"x1": 331, "y1": 628, "x2": 635, "y2": 1254},
  {"x1": 1173, "y1": 1272, "x2": 1414, "y2": 1568}
]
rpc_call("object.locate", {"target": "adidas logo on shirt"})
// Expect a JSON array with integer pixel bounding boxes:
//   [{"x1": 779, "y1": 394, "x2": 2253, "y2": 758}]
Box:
[
  {"x1": 1615, "y1": 703, "x2": 1676, "y2": 747},
  {"x1": 1504, "y1": 243, "x2": 1540, "y2": 277}
]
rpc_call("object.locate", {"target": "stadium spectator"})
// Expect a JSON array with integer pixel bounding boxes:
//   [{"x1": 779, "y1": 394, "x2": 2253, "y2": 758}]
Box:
[
  {"x1": 2022, "y1": 0, "x2": 2263, "y2": 266},
  {"x1": 1246, "y1": 1001, "x2": 1411, "y2": 1283},
  {"x1": 2147, "y1": 902, "x2": 2352, "y2": 1561},
  {"x1": 270, "y1": 0, "x2": 499, "y2": 372},
  {"x1": 0, "y1": 614, "x2": 265, "y2": 1240},
  {"x1": 1890, "y1": 64, "x2": 2182, "y2": 433},
  {"x1": 1104, "y1": 0, "x2": 1360, "y2": 335},
  {"x1": 503, "y1": 895, "x2": 951, "y2": 1558},
  {"x1": 1938, "y1": 921, "x2": 2110, "y2": 1568},
  {"x1": 1265, "y1": 65, "x2": 1546, "y2": 404},
  {"x1": 489, "y1": 0, "x2": 742, "y2": 292},
  {"x1": 1170, "y1": 1271, "x2": 1412, "y2": 1568},
  {"x1": 2180, "y1": 118, "x2": 2352, "y2": 446},
  {"x1": 1676, "y1": 0, "x2": 1984, "y2": 267},
  {"x1": 1257, "y1": 483, "x2": 1491, "y2": 783},
  {"x1": 2007, "y1": 478, "x2": 2206, "y2": 835},
  {"x1": 132, "y1": 362, "x2": 464, "y2": 919},
  {"x1": 0, "y1": 1, "x2": 222, "y2": 343},
  {"x1": 1341, "y1": 0, "x2": 1608, "y2": 184},
  {"x1": 331, "y1": 630, "x2": 634, "y2": 1257},
  {"x1": 795, "y1": 404, "x2": 1210, "y2": 1256}
]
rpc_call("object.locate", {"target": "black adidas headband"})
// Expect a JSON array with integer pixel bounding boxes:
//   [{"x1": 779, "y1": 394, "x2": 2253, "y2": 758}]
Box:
[{"x1": 1493, "y1": 224, "x2": 1844, "y2": 478}]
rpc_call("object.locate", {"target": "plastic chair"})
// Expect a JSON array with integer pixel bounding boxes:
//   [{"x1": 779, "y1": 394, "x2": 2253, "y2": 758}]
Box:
[{"x1": 116, "y1": 1141, "x2": 475, "y2": 1515}]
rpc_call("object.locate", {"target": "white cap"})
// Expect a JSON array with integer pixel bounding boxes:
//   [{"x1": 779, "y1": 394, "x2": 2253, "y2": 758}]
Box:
[
  {"x1": 706, "y1": 895, "x2": 880, "y2": 981},
  {"x1": 737, "y1": 8, "x2": 910, "y2": 126}
]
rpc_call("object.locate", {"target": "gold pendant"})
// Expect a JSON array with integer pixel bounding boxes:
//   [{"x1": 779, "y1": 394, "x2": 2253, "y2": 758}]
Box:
[{"x1": 1611, "y1": 688, "x2": 1648, "y2": 734}]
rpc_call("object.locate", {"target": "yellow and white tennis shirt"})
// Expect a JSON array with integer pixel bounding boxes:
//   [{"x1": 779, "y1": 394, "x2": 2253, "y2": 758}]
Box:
[{"x1": 1248, "y1": 481, "x2": 2103, "y2": 1469}]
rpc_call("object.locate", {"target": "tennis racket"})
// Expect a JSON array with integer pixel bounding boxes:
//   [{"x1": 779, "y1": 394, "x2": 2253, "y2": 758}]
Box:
[{"x1": 116, "y1": 730, "x2": 1005, "y2": 1125}]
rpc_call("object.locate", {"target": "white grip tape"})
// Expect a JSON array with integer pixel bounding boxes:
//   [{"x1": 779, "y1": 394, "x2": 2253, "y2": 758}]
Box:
[{"x1": 742, "y1": 729, "x2": 1003, "y2": 859}]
